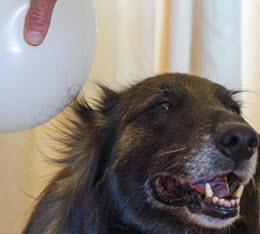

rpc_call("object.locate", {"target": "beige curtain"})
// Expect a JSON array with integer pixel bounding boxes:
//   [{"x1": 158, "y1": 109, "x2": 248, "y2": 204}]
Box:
[
  {"x1": 242, "y1": 0, "x2": 260, "y2": 132},
  {"x1": 0, "y1": 1, "x2": 259, "y2": 233}
]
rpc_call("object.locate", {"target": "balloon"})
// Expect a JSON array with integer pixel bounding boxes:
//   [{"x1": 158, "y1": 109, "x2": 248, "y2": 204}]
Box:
[{"x1": 0, "y1": 0, "x2": 97, "y2": 133}]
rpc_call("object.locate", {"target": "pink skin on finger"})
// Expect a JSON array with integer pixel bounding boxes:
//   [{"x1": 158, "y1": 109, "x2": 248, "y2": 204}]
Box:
[{"x1": 24, "y1": 0, "x2": 57, "y2": 46}]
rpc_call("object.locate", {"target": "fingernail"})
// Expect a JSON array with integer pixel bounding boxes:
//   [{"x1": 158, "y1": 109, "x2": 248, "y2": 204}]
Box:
[{"x1": 25, "y1": 30, "x2": 44, "y2": 45}]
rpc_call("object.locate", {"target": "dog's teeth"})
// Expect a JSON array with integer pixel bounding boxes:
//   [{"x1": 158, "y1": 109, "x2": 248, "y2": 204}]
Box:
[
  {"x1": 205, "y1": 183, "x2": 213, "y2": 198},
  {"x1": 212, "y1": 197, "x2": 219, "y2": 203},
  {"x1": 233, "y1": 185, "x2": 244, "y2": 199},
  {"x1": 231, "y1": 199, "x2": 236, "y2": 206},
  {"x1": 219, "y1": 199, "x2": 225, "y2": 205}
]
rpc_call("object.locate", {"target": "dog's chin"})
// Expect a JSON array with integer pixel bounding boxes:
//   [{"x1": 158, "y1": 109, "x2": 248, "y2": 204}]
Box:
[
  {"x1": 148, "y1": 173, "x2": 247, "y2": 229},
  {"x1": 184, "y1": 208, "x2": 239, "y2": 229}
]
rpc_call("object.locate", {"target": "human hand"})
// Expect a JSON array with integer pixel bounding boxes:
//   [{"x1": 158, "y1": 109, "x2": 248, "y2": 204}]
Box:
[{"x1": 24, "y1": 0, "x2": 57, "y2": 46}]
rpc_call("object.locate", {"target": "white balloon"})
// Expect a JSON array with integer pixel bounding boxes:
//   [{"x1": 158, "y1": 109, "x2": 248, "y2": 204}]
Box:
[{"x1": 0, "y1": 0, "x2": 97, "y2": 133}]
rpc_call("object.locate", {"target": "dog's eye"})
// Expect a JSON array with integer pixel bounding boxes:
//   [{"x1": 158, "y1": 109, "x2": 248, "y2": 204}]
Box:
[
  {"x1": 153, "y1": 102, "x2": 172, "y2": 111},
  {"x1": 230, "y1": 105, "x2": 240, "y2": 114}
]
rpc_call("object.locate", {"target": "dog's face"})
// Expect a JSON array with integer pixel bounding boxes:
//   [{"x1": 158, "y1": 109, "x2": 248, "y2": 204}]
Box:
[
  {"x1": 24, "y1": 73, "x2": 259, "y2": 233},
  {"x1": 109, "y1": 73, "x2": 259, "y2": 230}
]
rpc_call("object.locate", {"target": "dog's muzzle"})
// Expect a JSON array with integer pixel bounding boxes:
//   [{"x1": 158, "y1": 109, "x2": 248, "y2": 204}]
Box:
[{"x1": 149, "y1": 123, "x2": 259, "y2": 220}]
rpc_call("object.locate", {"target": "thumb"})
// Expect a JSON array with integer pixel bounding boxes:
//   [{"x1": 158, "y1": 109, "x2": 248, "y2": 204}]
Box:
[{"x1": 24, "y1": 0, "x2": 57, "y2": 46}]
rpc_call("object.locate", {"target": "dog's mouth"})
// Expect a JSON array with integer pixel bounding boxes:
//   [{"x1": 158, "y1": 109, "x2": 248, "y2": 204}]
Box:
[{"x1": 149, "y1": 173, "x2": 244, "y2": 220}]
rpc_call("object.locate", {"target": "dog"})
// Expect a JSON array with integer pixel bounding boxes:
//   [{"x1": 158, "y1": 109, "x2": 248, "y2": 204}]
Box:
[{"x1": 23, "y1": 73, "x2": 260, "y2": 234}]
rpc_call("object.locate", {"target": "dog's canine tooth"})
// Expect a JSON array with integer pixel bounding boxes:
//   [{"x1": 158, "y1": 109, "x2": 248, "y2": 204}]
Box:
[
  {"x1": 205, "y1": 183, "x2": 213, "y2": 198},
  {"x1": 233, "y1": 185, "x2": 244, "y2": 199},
  {"x1": 224, "y1": 176, "x2": 230, "y2": 193}
]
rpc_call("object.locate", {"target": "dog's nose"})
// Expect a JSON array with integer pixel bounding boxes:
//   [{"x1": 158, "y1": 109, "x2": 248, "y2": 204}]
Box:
[{"x1": 215, "y1": 123, "x2": 259, "y2": 161}]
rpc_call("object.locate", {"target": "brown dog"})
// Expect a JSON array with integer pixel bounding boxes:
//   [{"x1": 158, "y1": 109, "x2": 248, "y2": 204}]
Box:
[{"x1": 24, "y1": 73, "x2": 259, "y2": 234}]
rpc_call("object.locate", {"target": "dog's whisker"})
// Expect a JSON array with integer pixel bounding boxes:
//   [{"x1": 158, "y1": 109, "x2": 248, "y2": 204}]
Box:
[
  {"x1": 158, "y1": 148, "x2": 187, "y2": 156},
  {"x1": 161, "y1": 162, "x2": 179, "y2": 172}
]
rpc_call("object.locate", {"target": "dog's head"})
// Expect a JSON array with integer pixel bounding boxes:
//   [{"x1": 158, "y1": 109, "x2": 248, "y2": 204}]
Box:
[
  {"x1": 25, "y1": 73, "x2": 259, "y2": 234},
  {"x1": 96, "y1": 73, "x2": 259, "y2": 231}
]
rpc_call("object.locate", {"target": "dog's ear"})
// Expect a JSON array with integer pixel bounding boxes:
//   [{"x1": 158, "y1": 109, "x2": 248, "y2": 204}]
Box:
[
  {"x1": 97, "y1": 85, "x2": 121, "y2": 116},
  {"x1": 23, "y1": 90, "x2": 121, "y2": 233},
  {"x1": 68, "y1": 88, "x2": 121, "y2": 186},
  {"x1": 86, "y1": 86, "x2": 121, "y2": 186}
]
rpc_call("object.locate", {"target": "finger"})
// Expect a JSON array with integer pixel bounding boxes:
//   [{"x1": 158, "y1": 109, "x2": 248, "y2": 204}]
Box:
[{"x1": 24, "y1": 0, "x2": 57, "y2": 46}]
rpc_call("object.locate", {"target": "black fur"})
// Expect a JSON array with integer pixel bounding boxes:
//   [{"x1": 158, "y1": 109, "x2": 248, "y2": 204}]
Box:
[{"x1": 23, "y1": 73, "x2": 260, "y2": 234}]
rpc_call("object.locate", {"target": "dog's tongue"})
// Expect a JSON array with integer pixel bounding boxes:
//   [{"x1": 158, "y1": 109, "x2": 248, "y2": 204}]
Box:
[{"x1": 190, "y1": 176, "x2": 228, "y2": 198}]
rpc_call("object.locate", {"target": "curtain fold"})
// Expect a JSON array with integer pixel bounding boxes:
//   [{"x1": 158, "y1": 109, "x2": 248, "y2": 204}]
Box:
[
  {"x1": 161, "y1": 0, "x2": 242, "y2": 90},
  {"x1": 242, "y1": 0, "x2": 260, "y2": 132}
]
